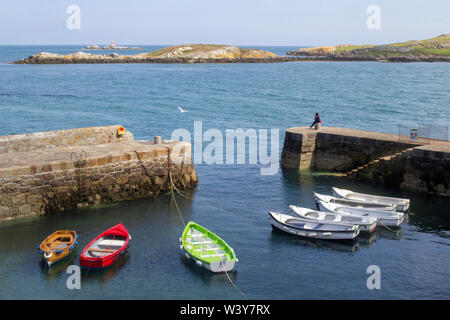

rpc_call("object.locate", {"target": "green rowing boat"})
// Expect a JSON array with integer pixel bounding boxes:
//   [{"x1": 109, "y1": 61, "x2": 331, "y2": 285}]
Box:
[{"x1": 180, "y1": 221, "x2": 238, "y2": 272}]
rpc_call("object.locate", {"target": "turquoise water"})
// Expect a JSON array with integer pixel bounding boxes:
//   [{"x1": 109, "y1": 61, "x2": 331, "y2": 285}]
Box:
[{"x1": 0, "y1": 46, "x2": 449, "y2": 299}]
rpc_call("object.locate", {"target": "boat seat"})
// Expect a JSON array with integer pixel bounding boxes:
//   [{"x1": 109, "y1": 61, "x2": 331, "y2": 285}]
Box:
[
  {"x1": 97, "y1": 240, "x2": 125, "y2": 247},
  {"x1": 200, "y1": 253, "x2": 226, "y2": 258},
  {"x1": 88, "y1": 248, "x2": 116, "y2": 253},
  {"x1": 51, "y1": 244, "x2": 69, "y2": 249},
  {"x1": 189, "y1": 241, "x2": 214, "y2": 245},
  {"x1": 189, "y1": 234, "x2": 205, "y2": 238},
  {"x1": 194, "y1": 247, "x2": 220, "y2": 252}
]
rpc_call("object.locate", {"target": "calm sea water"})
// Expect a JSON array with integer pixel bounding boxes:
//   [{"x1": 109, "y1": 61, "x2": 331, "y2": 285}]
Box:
[{"x1": 0, "y1": 46, "x2": 449, "y2": 300}]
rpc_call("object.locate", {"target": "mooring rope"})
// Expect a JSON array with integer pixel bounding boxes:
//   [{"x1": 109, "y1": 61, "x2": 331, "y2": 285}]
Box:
[
  {"x1": 131, "y1": 149, "x2": 172, "y2": 227},
  {"x1": 134, "y1": 148, "x2": 248, "y2": 298},
  {"x1": 378, "y1": 220, "x2": 398, "y2": 233},
  {"x1": 168, "y1": 178, "x2": 260, "y2": 225},
  {"x1": 169, "y1": 170, "x2": 186, "y2": 227},
  {"x1": 222, "y1": 262, "x2": 248, "y2": 299},
  {"x1": 408, "y1": 211, "x2": 426, "y2": 220}
]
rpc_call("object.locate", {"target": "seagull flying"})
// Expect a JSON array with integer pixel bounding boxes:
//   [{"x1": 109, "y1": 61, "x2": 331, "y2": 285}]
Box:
[{"x1": 178, "y1": 106, "x2": 188, "y2": 113}]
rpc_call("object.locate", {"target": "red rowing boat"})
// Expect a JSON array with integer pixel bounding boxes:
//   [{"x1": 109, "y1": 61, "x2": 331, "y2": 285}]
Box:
[{"x1": 79, "y1": 223, "x2": 131, "y2": 269}]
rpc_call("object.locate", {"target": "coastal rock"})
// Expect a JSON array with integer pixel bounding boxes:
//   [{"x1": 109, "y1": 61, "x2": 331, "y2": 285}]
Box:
[
  {"x1": 13, "y1": 44, "x2": 299, "y2": 64},
  {"x1": 286, "y1": 34, "x2": 450, "y2": 62}
]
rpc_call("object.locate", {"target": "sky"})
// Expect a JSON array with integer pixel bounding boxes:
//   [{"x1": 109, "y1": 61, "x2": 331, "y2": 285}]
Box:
[{"x1": 0, "y1": 0, "x2": 449, "y2": 45}]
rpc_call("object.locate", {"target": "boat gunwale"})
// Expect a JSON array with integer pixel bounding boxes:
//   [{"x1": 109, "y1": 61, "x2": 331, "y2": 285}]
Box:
[
  {"x1": 80, "y1": 224, "x2": 129, "y2": 262},
  {"x1": 332, "y1": 187, "x2": 410, "y2": 205},
  {"x1": 181, "y1": 221, "x2": 237, "y2": 264},
  {"x1": 313, "y1": 192, "x2": 397, "y2": 210},
  {"x1": 317, "y1": 199, "x2": 403, "y2": 219},
  {"x1": 39, "y1": 230, "x2": 77, "y2": 253},
  {"x1": 289, "y1": 205, "x2": 377, "y2": 226},
  {"x1": 268, "y1": 211, "x2": 358, "y2": 233}
]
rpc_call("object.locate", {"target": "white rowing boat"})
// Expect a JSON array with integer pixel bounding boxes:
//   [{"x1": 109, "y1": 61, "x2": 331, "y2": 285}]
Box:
[
  {"x1": 289, "y1": 205, "x2": 377, "y2": 232},
  {"x1": 332, "y1": 187, "x2": 410, "y2": 212},
  {"x1": 317, "y1": 199, "x2": 404, "y2": 227},
  {"x1": 313, "y1": 192, "x2": 397, "y2": 211},
  {"x1": 268, "y1": 211, "x2": 360, "y2": 240}
]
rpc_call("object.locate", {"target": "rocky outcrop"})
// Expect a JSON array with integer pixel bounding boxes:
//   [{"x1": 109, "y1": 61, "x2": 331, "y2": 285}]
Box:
[
  {"x1": 14, "y1": 44, "x2": 302, "y2": 64},
  {"x1": 287, "y1": 34, "x2": 450, "y2": 62}
]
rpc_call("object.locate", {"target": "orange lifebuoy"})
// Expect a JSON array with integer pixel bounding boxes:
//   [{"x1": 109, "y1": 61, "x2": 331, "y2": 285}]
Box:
[{"x1": 117, "y1": 126, "x2": 125, "y2": 136}]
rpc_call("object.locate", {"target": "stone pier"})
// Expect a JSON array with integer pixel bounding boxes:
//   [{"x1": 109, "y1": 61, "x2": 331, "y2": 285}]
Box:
[
  {"x1": 0, "y1": 126, "x2": 198, "y2": 221},
  {"x1": 281, "y1": 127, "x2": 450, "y2": 197}
]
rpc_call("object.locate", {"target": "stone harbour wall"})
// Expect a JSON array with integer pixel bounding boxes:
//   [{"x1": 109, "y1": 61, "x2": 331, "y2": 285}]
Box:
[
  {"x1": 0, "y1": 126, "x2": 198, "y2": 221},
  {"x1": 281, "y1": 126, "x2": 450, "y2": 197},
  {"x1": 0, "y1": 125, "x2": 134, "y2": 154},
  {"x1": 281, "y1": 127, "x2": 416, "y2": 172},
  {"x1": 313, "y1": 132, "x2": 417, "y2": 172},
  {"x1": 401, "y1": 147, "x2": 450, "y2": 197}
]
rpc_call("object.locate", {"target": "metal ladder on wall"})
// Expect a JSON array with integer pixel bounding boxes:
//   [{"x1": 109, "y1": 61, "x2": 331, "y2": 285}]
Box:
[{"x1": 71, "y1": 151, "x2": 88, "y2": 204}]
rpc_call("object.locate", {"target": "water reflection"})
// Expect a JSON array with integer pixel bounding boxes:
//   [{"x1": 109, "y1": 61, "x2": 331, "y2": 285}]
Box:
[
  {"x1": 376, "y1": 226, "x2": 403, "y2": 240},
  {"x1": 40, "y1": 252, "x2": 78, "y2": 277},
  {"x1": 269, "y1": 221, "x2": 405, "y2": 251},
  {"x1": 180, "y1": 255, "x2": 238, "y2": 286},
  {"x1": 281, "y1": 169, "x2": 317, "y2": 189},
  {"x1": 358, "y1": 232, "x2": 377, "y2": 248},
  {"x1": 81, "y1": 255, "x2": 130, "y2": 283}
]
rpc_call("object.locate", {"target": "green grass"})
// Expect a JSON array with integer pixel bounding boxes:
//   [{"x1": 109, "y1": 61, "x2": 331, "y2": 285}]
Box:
[
  {"x1": 143, "y1": 44, "x2": 227, "y2": 57},
  {"x1": 332, "y1": 34, "x2": 450, "y2": 57},
  {"x1": 334, "y1": 44, "x2": 374, "y2": 53}
]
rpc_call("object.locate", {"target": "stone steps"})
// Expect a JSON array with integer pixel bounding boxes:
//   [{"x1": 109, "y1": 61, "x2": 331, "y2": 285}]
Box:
[{"x1": 345, "y1": 147, "x2": 417, "y2": 177}]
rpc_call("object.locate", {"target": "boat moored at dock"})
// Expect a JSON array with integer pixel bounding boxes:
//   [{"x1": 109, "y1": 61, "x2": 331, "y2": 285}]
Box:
[
  {"x1": 39, "y1": 230, "x2": 78, "y2": 266},
  {"x1": 79, "y1": 223, "x2": 130, "y2": 269},
  {"x1": 289, "y1": 205, "x2": 377, "y2": 233},
  {"x1": 313, "y1": 192, "x2": 397, "y2": 211},
  {"x1": 317, "y1": 199, "x2": 404, "y2": 227},
  {"x1": 180, "y1": 221, "x2": 238, "y2": 273},
  {"x1": 332, "y1": 187, "x2": 410, "y2": 212},
  {"x1": 268, "y1": 211, "x2": 360, "y2": 240}
]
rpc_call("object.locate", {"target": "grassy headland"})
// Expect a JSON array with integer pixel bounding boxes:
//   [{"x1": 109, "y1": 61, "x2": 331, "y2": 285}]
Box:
[{"x1": 287, "y1": 34, "x2": 450, "y2": 62}]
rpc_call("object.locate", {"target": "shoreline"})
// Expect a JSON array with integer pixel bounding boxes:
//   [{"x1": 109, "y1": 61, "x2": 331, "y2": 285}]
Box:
[
  {"x1": 13, "y1": 54, "x2": 450, "y2": 64},
  {"x1": 13, "y1": 56, "x2": 306, "y2": 64},
  {"x1": 12, "y1": 56, "x2": 450, "y2": 64}
]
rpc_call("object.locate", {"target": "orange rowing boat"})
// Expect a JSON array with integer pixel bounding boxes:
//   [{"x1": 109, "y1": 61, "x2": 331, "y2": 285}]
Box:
[{"x1": 39, "y1": 230, "x2": 78, "y2": 266}]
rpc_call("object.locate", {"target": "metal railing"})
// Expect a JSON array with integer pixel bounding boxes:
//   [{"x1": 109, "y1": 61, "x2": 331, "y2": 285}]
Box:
[{"x1": 398, "y1": 124, "x2": 448, "y2": 144}]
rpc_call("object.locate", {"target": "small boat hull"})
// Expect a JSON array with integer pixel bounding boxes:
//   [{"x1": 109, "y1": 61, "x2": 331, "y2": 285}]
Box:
[
  {"x1": 268, "y1": 212, "x2": 359, "y2": 240},
  {"x1": 79, "y1": 223, "x2": 130, "y2": 269},
  {"x1": 39, "y1": 230, "x2": 78, "y2": 266},
  {"x1": 181, "y1": 246, "x2": 236, "y2": 272},
  {"x1": 290, "y1": 205, "x2": 377, "y2": 233},
  {"x1": 332, "y1": 187, "x2": 410, "y2": 212},
  {"x1": 180, "y1": 221, "x2": 238, "y2": 273},
  {"x1": 317, "y1": 199, "x2": 404, "y2": 227},
  {"x1": 313, "y1": 192, "x2": 397, "y2": 211}
]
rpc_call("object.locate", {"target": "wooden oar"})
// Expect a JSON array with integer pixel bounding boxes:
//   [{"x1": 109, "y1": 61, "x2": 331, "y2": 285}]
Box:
[{"x1": 88, "y1": 248, "x2": 117, "y2": 253}]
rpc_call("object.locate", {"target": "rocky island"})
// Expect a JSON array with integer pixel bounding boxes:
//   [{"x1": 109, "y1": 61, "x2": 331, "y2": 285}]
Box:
[
  {"x1": 287, "y1": 34, "x2": 450, "y2": 62},
  {"x1": 82, "y1": 45, "x2": 144, "y2": 50},
  {"x1": 14, "y1": 44, "x2": 301, "y2": 64}
]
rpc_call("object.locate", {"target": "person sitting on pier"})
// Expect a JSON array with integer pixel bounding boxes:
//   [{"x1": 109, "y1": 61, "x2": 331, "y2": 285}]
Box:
[{"x1": 309, "y1": 112, "x2": 322, "y2": 129}]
